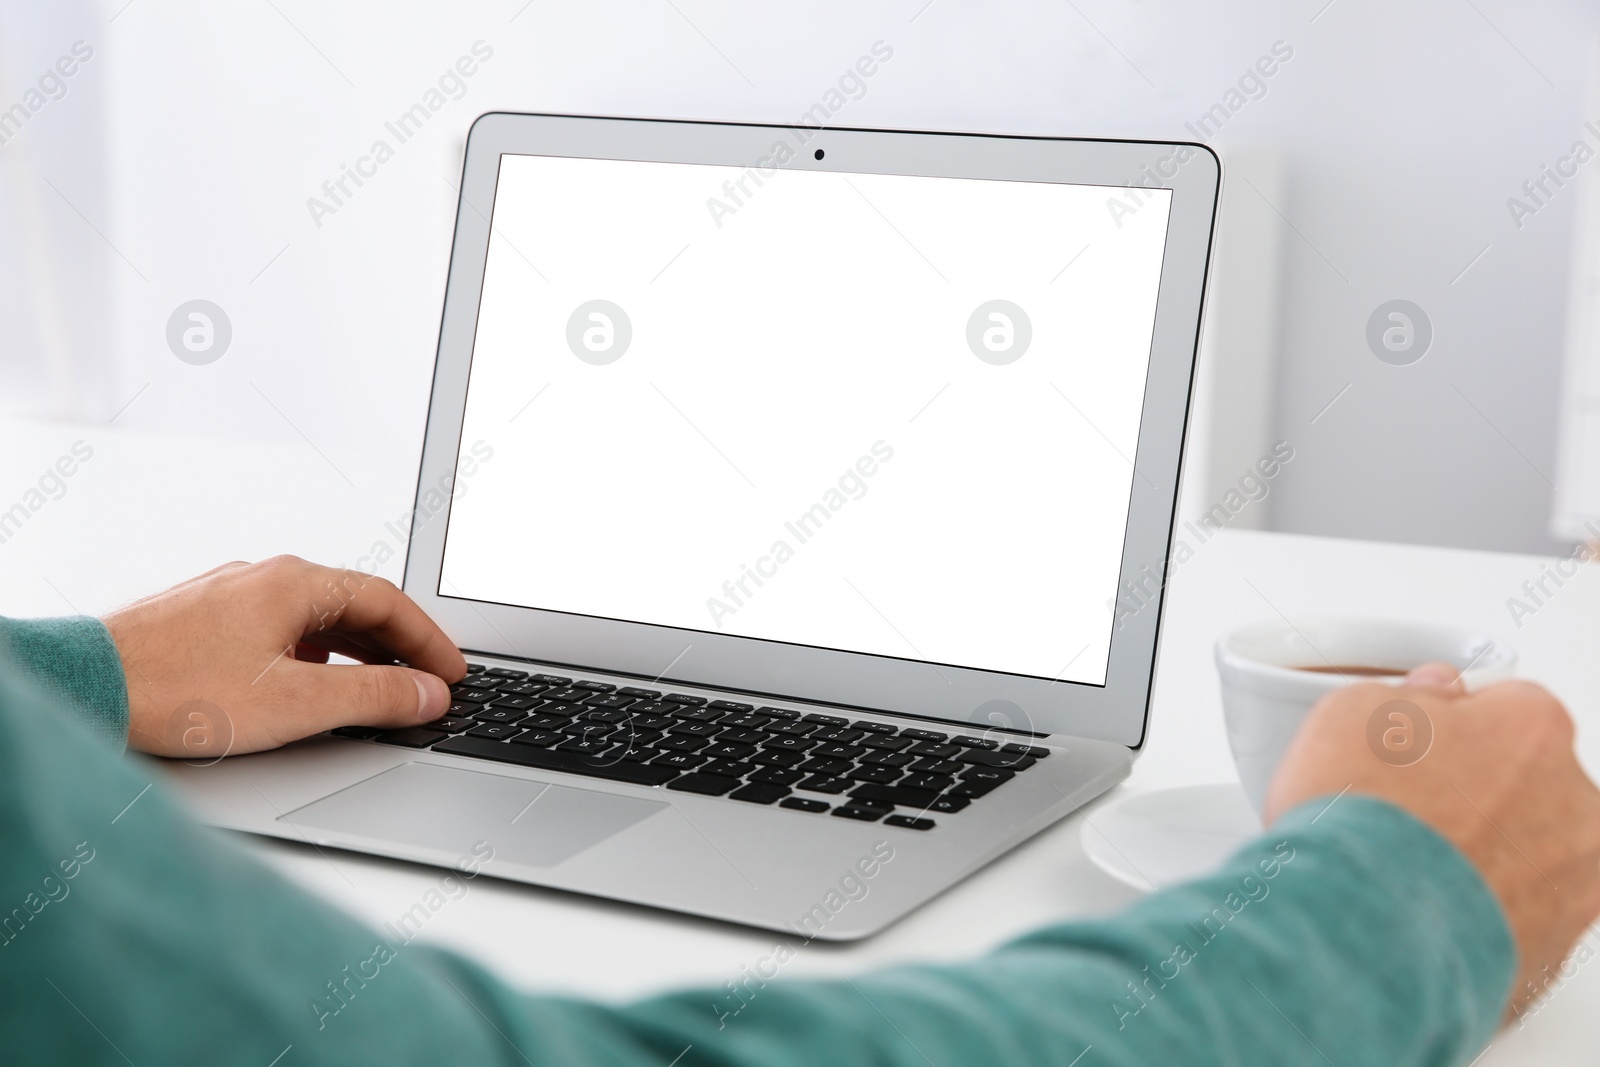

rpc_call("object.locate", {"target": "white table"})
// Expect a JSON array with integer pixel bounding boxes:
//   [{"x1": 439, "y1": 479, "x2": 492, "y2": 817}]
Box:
[{"x1": 1, "y1": 417, "x2": 1593, "y2": 1064}]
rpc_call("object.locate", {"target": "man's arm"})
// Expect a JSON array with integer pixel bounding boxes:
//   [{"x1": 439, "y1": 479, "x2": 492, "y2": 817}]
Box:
[
  {"x1": 0, "y1": 615, "x2": 127, "y2": 746},
  {"x1": 0, "y1": 644, "x2": 1530, "y2": 1067}
]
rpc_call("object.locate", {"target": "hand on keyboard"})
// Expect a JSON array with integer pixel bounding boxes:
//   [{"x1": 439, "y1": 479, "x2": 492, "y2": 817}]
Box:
[{"x1": 104, "y1": 555, "x2": 467, "y2": 757}]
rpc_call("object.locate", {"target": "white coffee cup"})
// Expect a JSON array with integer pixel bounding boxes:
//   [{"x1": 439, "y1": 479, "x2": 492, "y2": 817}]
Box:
[{"x1": 1215, "y1": 618, "x2": 1518, "y2": 816}]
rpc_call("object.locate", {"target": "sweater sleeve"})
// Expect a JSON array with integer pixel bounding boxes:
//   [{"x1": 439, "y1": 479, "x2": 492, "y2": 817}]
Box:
[
  {"x1": 0, "y1": 649, "x2": 1514, "y2": 1067},
  {"x1": 0, "y1": 615, "x2": 127, "y2": 747}
]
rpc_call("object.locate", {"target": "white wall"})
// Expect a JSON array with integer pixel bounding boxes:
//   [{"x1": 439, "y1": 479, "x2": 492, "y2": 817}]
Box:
[
  {"x1": 5, "y1": 0, "x2": 1597, "y2": 554},
  {"x1": 0, "y1": 0, "x2": 111, "y2": 420}
]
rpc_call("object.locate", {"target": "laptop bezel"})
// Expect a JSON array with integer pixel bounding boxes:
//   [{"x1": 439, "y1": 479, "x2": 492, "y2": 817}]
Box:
[{"x1": 402, "y1": 112, "x2": 1218, "y2": 749}]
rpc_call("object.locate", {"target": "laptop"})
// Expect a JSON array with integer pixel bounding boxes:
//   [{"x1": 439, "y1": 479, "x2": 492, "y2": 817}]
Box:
[{"x1": 164, "y1": 113, "x2": 1219, "y2": 940}]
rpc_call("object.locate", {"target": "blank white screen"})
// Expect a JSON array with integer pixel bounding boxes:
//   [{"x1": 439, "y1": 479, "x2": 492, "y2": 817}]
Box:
[{"x1": 440, "y1": 153, "x2": 1172, "y2": 685}]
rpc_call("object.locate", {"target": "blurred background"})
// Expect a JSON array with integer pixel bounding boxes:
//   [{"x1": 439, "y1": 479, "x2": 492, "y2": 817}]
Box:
[{"x1": 4, "y1": 0, "x2": 1600, "y2": 561}]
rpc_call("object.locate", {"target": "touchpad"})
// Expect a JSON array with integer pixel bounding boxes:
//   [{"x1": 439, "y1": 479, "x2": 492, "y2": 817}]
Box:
[{"x1": 282, "y1": 762, "x2": 665, "y2": 868}]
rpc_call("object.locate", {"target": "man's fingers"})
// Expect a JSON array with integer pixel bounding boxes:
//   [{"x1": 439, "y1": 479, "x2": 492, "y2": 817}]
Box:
[
  {"x1": 280, "y1": 661, "x2": 452, "y2": 733},
  {"x1": 283, "y1": 562, "x2": 466, "y2": 682},
  {"x1": 298, "y1": 631, "x2": 392, "y2": 665},
  {"x1": 1404, "y1": 661, "x2": 1467, "y2": 694}
]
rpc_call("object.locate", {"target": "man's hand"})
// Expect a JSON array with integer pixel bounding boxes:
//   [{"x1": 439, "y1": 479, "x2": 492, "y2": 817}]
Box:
[
  {"x1": 1266, "y1": 665, "x2": 1600, "y2": 1020},
  {"x1": 103, "y1": 556, "x2": 467, "y2": 757}
]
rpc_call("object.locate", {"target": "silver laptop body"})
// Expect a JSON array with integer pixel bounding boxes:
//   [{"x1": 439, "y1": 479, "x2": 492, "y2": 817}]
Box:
[{"x1": 164, "y1": 113, "x2": 1219, "y2": 939}]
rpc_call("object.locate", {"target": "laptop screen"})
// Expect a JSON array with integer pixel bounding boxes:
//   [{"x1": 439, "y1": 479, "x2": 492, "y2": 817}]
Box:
[{"x1": 439, "y1": 152, "x2": 1172, "y2": 687}]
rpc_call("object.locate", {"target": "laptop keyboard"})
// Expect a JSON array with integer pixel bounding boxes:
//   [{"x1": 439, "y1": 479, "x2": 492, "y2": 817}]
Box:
[{"x1": 331, "y1": 664, "x2": 1048, "y2": 830}]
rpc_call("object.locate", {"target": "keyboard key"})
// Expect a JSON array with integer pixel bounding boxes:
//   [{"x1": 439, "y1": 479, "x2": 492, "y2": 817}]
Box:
[
  {"x1": 522, "y1": 712, "x2": 573, "y2": 730},
  {"x1": 663, "y1": 693, "x2": 708, "y2": 706},
  {"x1": 798, "y1": 756, "x2": 853, "y2": 777},
  {"x1": 884, "y1": 814, "x2": 935, "y2": 831},
  {"x1": 707, "y1": 699, "x2": 754, "y2": 713},
  {"x1": 702, "y1": 759, "x2": 756, "y2": 778},
  {"x1": 667, "y1": 773, "x2": 739, "y2": 796},
  {"x1": 560, "y1": 721, "x2": 618, "y2": 740},
  {"x1": 848, "y1": 766, "x2": 902, "y2": 785},
  {"x1": 948, "y1": 780, "x2": 999, "y2": 799},
  {"x1": 473, "y1": 708, "x2": 529, "y2": 725},
  {"x1": 751, "y1": 749, "x2": 806, "y2": 768},
  {"x1": 802, "y1": 713, "x2": 850, "y2": 726},
  {"x1": 614, "y1": 729, "x2": 665, "y2": 748},
  {"x1": 957, "y1": 750, "x2": 1037, "y2": 771},
  {"x1": 656, "y1": 734, "x2": 710, "y2": 753},
  {"x1": 748, "y1": 766, "x2": 805, "y2": 786},
  {"x1": 449, "y1": 687, "x2": 498, "y2": 705},
  {"x1": 487, "y1": 695, "x2": 542, "y2": 711},
  {"x1": 719, "y1": 712, "x2": 774, "y2": 730},
  {"x1": 429, "y1": 717, "x2": 475, "y2": 734},
  {"x1": 755, "y1": 707, "x2": 801, "y2": 720},
  {"x1": 953, "y1": 736, "x2": 1000, "y2": 750},
  {"x1": 908, "y1": 742, "x2": 960, "y2": 759},
  {"x1": 796, "y1": 775, "x2": 852, "y2": 794},
  {"x1": 486, "y1": 667, "x2": 529, "y2": 679},
  {"x1": 584, "y1": 694, "x2": 637, "y2": 709},
  {"x1": 508, "y1": 729, "x2": 563, "y2": 748},
  {"x1": 852, "y1": 720, "x2": 900, "y2": 735},
  {"x1": 766, "y1": 720, "x2": 818, "y2": 737},
  {"x1": 465, "y1": 723, "x2": 522, "y2": 741},
  {"x1": 704, "y1": 741, "x2": 758, "y2": 760},
  {"x1": 333, "y1": 724, "x2": 384, "y2": 741},
  {"x1": 812, "y1": 743, "x2": 866, "y2": 761},
  {"x1": 859, "y1": 751, "x2": 915, "y2": 769},
  {"x1": 460, "y1": 675, "x2": 508, "y2": 690},
  {"x1": 668, "y1": 721, "x2": 723, "y2": 738},
  {"x1": 779, "y1": 797, "x2": 830, "y2": 813},
  {"x1": 832, "y1": 805, "x2": 884, "y2": 822},
  {"x1": 653, "y1": 751, "x2": 709, "y2": 771},
  {"x1": 715, "y1": 727, "x2": 768, "y2": 746},
  {"x1": 848, "y1": 795, "x2": 894, "y2": 812},
  {"x1": 544, "y1": 688, "x2": 590, "y2": 703},
  {"x1": 619, "y1": 746, "x2": 658, "y2": 763},
  {"x1": 762, "y1": 735, "x2": 818, "y2": 753},
  {"x1": 578, "y1": 709, "x2": 630, "y2": 724},
  {"x1": 860, "y1": 734, "x2": 913, "y2": 752},
  {"x1": 850, "y1": 783, "x2": 941, "y2": 809},
  {"x1": 1002, "y1": 743, "x2": 1050, "y2": 759},
  {"x1": 498, "y1": 682, "x2": 549, "y2": 697},
  {"x1": 729, "y1": 781, "x2": 790, "y2": 804},
  {"x1": 538, "y1": 703, "x2": 586, "y2": 718},
  {"x1": 573, "y1": 680, "x2": 616, "y2": 692},
  {"x1": 961, "y1": 766, "x2": 1015, "y2": 785},
  {"x1": 433, "y1": 735, "x2": 678, "y2": 785},
  {"x1": 629, "y1": 713, "x2": 675, "y2": 731},
  {"x1": 530, "y1": 673, "x2": 572, "y2": 686},
  {"x1": 465, "y1": 664, "x2": 487, "y2": 675},
  {"x1": 901, "y1": 728, "x2": 948, "y2": 742},
  {"x1": 901, "y1": 773, "x2": 956, "y2": 792},
  {"x1": 671, "y1": 707, "x2": 725, "y2": 723},
  {"x1": 812, "y1": 727, "x2": 865, "y2": 744},
  {"x1": 909, "y1": 758, "x2": 964, "y2": 775},
  {"x1": 557, "y1": 737, "x2": 618, "y2": 757},
  {"x1": 630, "y1": 701, "x2": 683, "y2": 716},
  {"x1": 930, "y1": 794, "x2": 971, "y2": 814},
  {"x1": 617, "y1": 686, "x2": 661, "y2": 700}
]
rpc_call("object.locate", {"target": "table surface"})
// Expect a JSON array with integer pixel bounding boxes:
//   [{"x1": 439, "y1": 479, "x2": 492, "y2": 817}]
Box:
[{"x1": 1, "y1": 417, "x2": 1593, "y2": 1064}]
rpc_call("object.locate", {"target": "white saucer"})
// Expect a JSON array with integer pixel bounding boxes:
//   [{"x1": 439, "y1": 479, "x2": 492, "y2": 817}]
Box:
[{"x1": 1080, "y1": 783, "x2": 1262, "y2": 892}]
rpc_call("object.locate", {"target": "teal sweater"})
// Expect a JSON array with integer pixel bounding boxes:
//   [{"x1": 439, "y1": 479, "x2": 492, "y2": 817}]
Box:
[{"x1": 0, "y1": 616, "x2": 1514, "y2": 1065}]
